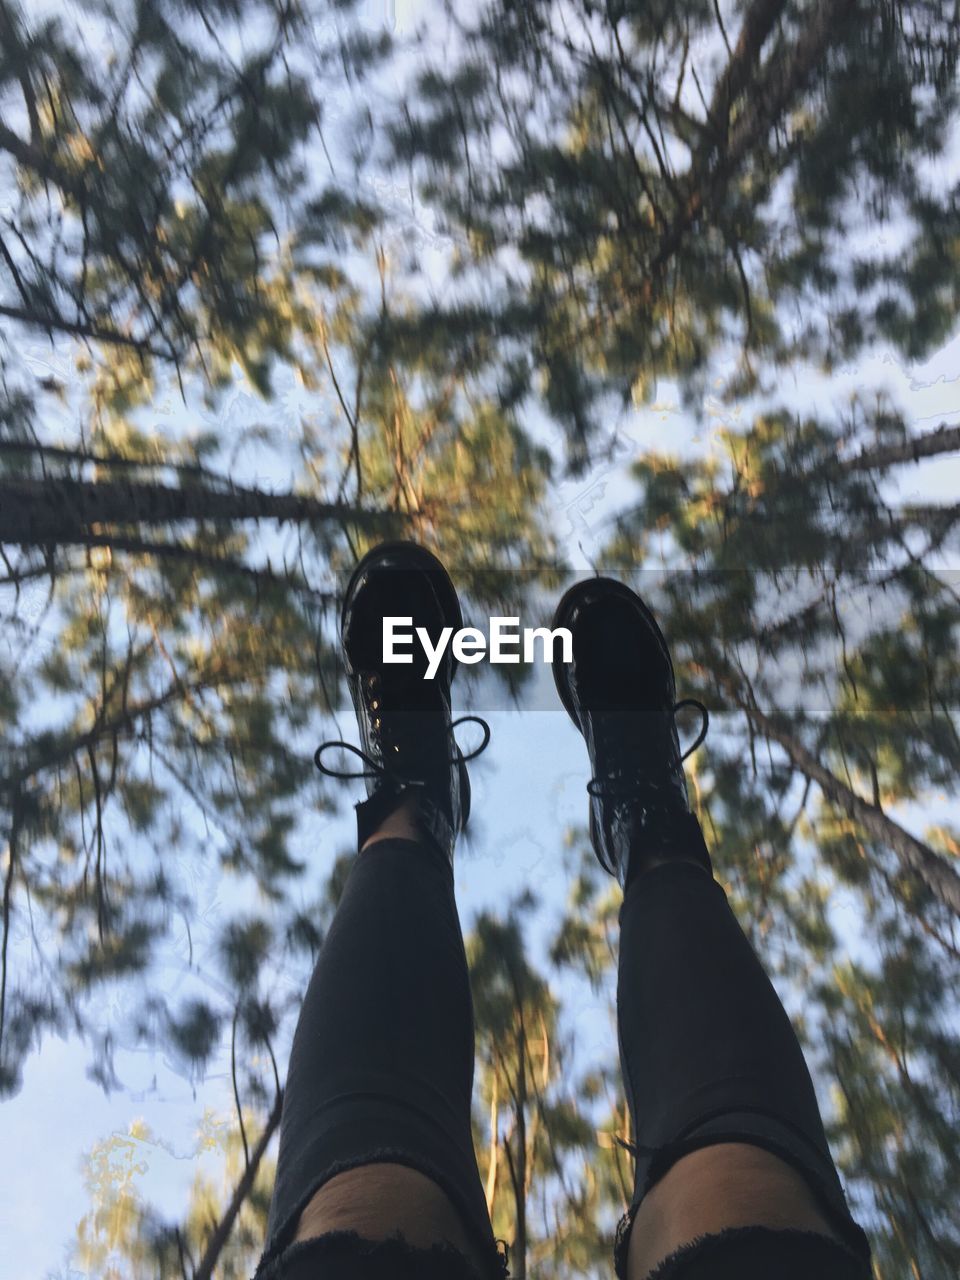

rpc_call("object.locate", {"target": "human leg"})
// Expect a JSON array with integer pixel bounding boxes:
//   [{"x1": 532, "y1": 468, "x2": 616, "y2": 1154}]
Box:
[
  {"x1": 550, "y1": 578, "x2": 872, "y2": 1280},
  {"x1": 616, "y1": 859, "x2": 871, "y2": 1280},
  {"x1": 253, "y1": 829, "x2": 505, "y2": 1280},
  {"x1": 252, "y1": 543, "x2": 506, "y2": 1280}
]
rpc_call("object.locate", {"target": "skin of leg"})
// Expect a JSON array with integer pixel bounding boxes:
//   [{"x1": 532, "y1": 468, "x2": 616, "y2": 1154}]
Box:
[
  {"x1": 623, "y1": 854, "x2": 841, "y2": 1280},
  {"x1": 294, "y1": 1161, "x2": 486, "y2": 1263},
  {"x1": 626, "y1": 1142, "x2": 842, "y2": 1280},
  {"x1": 293, "y1": 797, "x2": 489, "y2": 1275}
]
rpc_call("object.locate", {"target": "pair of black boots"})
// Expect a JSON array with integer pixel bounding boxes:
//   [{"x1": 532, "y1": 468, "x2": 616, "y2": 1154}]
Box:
[{"x1": 315, "y1": 542, "x2": 712, "y2": 891}]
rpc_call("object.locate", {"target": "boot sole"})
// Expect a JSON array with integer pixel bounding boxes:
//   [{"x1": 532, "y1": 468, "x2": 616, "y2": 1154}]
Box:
[{"x1": 550, "y1": 576, "x2": 676, "y2": 730}]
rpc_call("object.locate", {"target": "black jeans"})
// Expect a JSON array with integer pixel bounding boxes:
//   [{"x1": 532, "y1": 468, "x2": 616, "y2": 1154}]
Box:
[{"x1": 251, "y1": 841, "x2": 873, "y2": 1280}]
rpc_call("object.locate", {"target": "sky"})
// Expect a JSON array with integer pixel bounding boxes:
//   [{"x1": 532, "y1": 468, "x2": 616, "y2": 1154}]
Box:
[{"x1": 1, "y1": 2, "x2": 960, "y2": 1278}]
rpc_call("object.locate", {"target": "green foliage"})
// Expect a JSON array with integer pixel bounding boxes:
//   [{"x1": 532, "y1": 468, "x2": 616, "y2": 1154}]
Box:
[
  {"x1": 0, "y1": 0, "x2": 392, "y2": 410},
  {"x1": 74, "y1": 1110, "x2": 278, "y2": 1280},
  {"x1": 390, "y1": 0, "x2": 960, "y2": 459},
  {"x1": 168, "y1": 997, "x2": 224, "y2": 1073},
  {"x1": 219, "y1": 918, "x2": 273, "y2": 990},
  {"x1": 602, "y1": 395, "x2": 960, "y2": 1270}
]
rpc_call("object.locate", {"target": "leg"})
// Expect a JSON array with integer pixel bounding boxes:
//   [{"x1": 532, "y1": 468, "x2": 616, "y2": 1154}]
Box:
[
  {"x1": 288, "y1": 802, "x2": 491, "y2": 1271},
  {"x1": 254, "y1": 542, "x2": 506, "y2": 1280},
  {"x1": 616, "y1": 858, "x2": 872, "y2": 1280},
  {"x1": 294, "y1": 1161, "x2": 482, "y2": 1255},
  {"x1": 626, "y1": 1144, "x2": 842, "y2": 1278},
  {"x1": 547, "y1": 577, "x2": 871, "y2": 1279},
  {"x1": 254, "y1": 802, "x2": 505, "y2": 1280}
]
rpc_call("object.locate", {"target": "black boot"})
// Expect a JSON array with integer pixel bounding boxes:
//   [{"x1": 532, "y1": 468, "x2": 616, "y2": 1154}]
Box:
[
  {"x1": 551, "y1": 577, "x2": 712, "y2": 891},
  {"x1": 314, "y1": 541, "x2": 489, "y2": 865}
]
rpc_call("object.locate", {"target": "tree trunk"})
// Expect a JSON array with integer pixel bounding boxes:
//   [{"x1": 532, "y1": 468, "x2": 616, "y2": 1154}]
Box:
[
  {"x1": 11, "y1": 531, "x2": 338, "y2": 601},
  {"x1": 700, "y1": 0, "x2": 788, "y2": 145},
  {"x1": 515, "y1": 1038, "x2": 527, "y2": 1280},
  {"x1": 0, "y1": 476, "x2": 395, "y2": 546},
  {"x1": 485, "y1": 1068, "x2": 499, "y2": 1217}
]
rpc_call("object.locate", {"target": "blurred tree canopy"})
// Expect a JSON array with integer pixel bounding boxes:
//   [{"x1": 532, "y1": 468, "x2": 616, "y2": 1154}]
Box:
[
  {"x1": 1, "y1": 0, "x2": 959, "y2": 1277},
  {"x1": 392, "y1": 0, "x2": 960, "y2": 463}
]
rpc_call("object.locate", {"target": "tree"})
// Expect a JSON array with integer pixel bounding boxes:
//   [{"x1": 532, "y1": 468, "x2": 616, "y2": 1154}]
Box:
[
  {"x1": 0, "y1": 0, "x2": 560, "y2": 1101},
  {"x1": 0, "y1": 0, "x2": 392, "y2": 396},
  {"x1": 468, "y1": 889, "x2": 602, "y2": 1279},
  {"x1": 73, "y1": 1102, "x2": 281, "y2": 1280},
  {"x1": 390, "y1": 0, "x2": 960, "y2": 462},
  {"x1": 0, "y1": 27, "x2": 560, "y2": 1280},
  {"x1": 2, "y1": 8, "x2": 562, "y2": 1276},
  {"x1": 0, "y1": 325, "x2": 556, "y2": 1092},
  {"x1": 465, "y1": 831, "x2": 655, "y2": 1280},
  {"x1": 601, "y1": 397, "x2": 960, "y2": 1272}
]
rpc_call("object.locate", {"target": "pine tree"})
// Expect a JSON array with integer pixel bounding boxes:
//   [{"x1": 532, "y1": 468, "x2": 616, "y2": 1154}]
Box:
[
  {"x1": 601, "y1": 399, "x2": 960, "y2": 1271},
  {"x1": 390, "y1": 0, "x2": 960, "y2": 462},
  {"x1": 0, "y1": 0, "x2": 391, "y2": 394},
  {"x1": 467, "y1": 889, "x2": 605, "y2": 1279}
]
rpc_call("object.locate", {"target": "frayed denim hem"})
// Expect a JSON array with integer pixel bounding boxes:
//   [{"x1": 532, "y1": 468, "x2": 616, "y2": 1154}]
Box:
[
  {"x1": 613, "y1": 1225, "x2": 872, "y2": 1280},
  {"x1": 611, "y1": 1126, "x2": 872, "y2": 1280},
  {"x1": 252, "y1": 1228, "x2": 510, "y2": 1280},
  {"x1": 260, "y1": 1146, "x2": 508, "y2": 1280}
]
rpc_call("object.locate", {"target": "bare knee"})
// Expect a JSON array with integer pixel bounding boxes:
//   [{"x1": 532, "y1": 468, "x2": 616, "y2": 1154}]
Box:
[
  {"x1": 295, "y1": 1161, "x2": 483, "y2": 1268},
  {"x1": 627, "y1": 1143, "x2": 840, "y2": 1280}
]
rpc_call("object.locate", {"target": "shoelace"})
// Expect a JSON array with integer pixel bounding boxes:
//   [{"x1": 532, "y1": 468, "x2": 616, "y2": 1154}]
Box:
[
  {"x1": 586, "y1": 698, "x2": 709, "y2": 801},
  {"x1": 314, "y1": 714, "x2": 492, "y2": 784}
]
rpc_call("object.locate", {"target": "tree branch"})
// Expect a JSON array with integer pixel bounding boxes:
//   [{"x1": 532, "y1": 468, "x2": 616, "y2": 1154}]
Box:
[
  {"x1": 192, "y1": 1089, "x2": 283, "y2": 1280},
  {"x1": 712, "y1": 671, "x2": 960, "y2": 917},
  {"x1": 840, "y1": 421, "x2": 960, "y2": 474},
  {"x1": 644, "y1": 0, "x2": 854, "y2": 295},
  {"x1": 3, "y1": 663, "x2": 250, "y2": 789},
  {"x1": 0, "y1": 476, "x2": 397, "y2": 546},
  {"x1": 0, "y1": 301, "x2": 169, "y2": 357}
]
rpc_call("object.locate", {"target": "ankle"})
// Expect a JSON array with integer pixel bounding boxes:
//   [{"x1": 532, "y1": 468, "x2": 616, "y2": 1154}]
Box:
[
  {"x1": 360, "y1": 794, "x2": 423, "y2": 852},
  {"x1": 625, "y1": 850, "x2": 713, "y2": 890}
]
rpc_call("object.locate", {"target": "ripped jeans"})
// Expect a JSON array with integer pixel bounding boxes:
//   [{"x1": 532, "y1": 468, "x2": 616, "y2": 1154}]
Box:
[{"x1": 251, "y1": 840, "x2": 873, "y2": 1280}]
